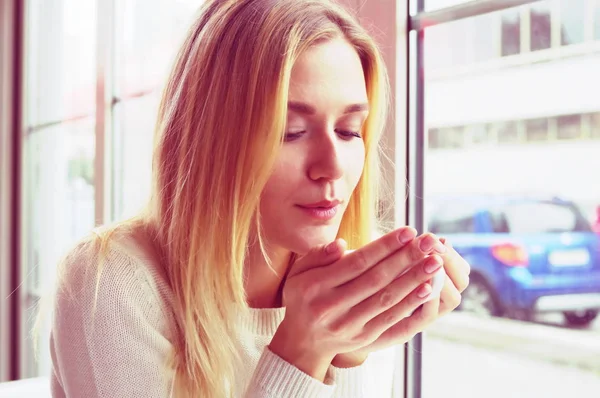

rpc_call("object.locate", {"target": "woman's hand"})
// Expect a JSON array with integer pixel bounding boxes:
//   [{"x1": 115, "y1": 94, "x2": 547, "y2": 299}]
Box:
[
  {"x1": 331, "y1": 235, "x2": 471, "y2": 368},
  {"x1": 269, "y1": 227, "x2": 446, "y2": 381}
]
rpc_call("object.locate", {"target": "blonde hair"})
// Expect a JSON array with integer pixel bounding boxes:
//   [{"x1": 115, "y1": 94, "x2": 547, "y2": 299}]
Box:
[{"x1": 58, "y1": 0, "x2": 389, "y2": 396}]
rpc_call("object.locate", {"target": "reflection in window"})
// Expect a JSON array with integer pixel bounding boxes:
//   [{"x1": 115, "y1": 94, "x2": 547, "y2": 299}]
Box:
[
  {"x1": 526, "y1": 118, "x2": 548, "y2": 141},
  {"x1": 560, "y1": 0, "x2": 585, "y2": 45},
  {"x1": 501, "y1": 10, "x2": 521, "y2": 56},
  {"x1": 530, "y1": 2, "x2": 552, "y2": 51},
  {"x1": 557, "y1": 115, "x2": 582, "y2": 140}
]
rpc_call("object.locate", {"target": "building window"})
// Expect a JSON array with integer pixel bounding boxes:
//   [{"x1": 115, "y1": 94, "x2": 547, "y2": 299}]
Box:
[
  {"x1": 560, "y1": 0, "x2": 585, "y2": 46},
  {"x1": 530, "y1": 2, "x2": 552, "y2": 51},
  {"x1": 557, "y1": 115, "x2": 582, "y2": 140},
  {"x1": 497, "y1": 121, "x2": 520, "y2": 144},
  {"x1": 428, "y1": 127, "x2": 465, "y2": 149},
  {"x1": 592, "y1": 112, "x2": 600, "y2": 139},
  {"x1": 501, "y1": 9, "x2": 521, "y2": 56},
  {"x1": 465, "y1": 124, "x2": 490, "y2": 146},
  {"x1": 525, "y1": 118, "x2": 549, "y2": 142}
]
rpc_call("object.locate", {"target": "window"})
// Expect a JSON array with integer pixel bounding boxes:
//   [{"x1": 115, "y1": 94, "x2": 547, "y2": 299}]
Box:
[
  {"x1": 557, "y1": 115, "x2": 582, "y2": 140},
  {"x1": 428, "y1": 203, "x2": 477, "y2": 234},
  {"x1": 20, "y1": 0, "x2": 204, "y2": 380},
  {"x1": 22, "y1": 0, "x2": 98, "y2": 378},
  {"x1": 530, "y1": 2, "x2": 552, "y2": 51},
  {"x1": 525, "y1": 118, "x2": 549, "y2": 142},
  {"x1": 427, "y1": 127, "x2": 465, "y2": 149},
  {"x1": 592, "y1": 112, "x2": 600, "y2": 139},
  {"x1": 497, "y1": 121, "x2": 520, "y2": 144},
  {"x1": 560, "y1": 0, "x2": 585, "y2": 46},
  {"x1": 501, "y1": 9, "x2": 521, "y2": 56},
  {"x1": 465, "y1": 124, "x2": 490, "y2": 146},
  {"x1": 503, "y1": 201, "x2": 592, "y2": 233},
  {"x1": 420, "y1": 2, "x2": 600, "y2": 396}
]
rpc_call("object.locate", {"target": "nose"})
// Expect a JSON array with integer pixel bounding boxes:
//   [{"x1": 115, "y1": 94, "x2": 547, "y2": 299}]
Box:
[{"x1": 307, "y1": 130, "x2": 344, "y2": 182}]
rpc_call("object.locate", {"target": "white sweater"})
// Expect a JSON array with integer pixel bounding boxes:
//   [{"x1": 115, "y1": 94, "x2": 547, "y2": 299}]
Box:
[{"x1": 49, "y1": 232, "x2": 398, "y2": 397}]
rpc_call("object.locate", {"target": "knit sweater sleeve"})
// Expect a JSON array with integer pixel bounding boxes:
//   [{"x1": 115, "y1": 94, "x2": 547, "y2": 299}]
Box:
[
  {"x1": 49, "y1": 240, "x2": 338, "y2": 398},
  {"x1": 49, "y1": 241, "x2": 176, "y2": 398}
]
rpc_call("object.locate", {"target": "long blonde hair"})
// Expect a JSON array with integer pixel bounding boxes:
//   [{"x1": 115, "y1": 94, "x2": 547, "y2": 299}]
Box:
[{"x1": 84, "y1": 0, "x2": 388, "y2": 396}]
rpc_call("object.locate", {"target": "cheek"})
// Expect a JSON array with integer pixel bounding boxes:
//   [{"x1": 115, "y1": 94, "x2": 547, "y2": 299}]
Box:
[
  {"x1": 344, "y1": 145, "x2": 366, "y2": 191},
  {"x1": 260, "y1": 153, "x2": 304, "y2": 205}
]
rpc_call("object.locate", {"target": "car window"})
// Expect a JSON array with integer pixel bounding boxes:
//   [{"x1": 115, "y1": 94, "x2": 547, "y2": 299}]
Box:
[
  {"x1": 501, "y1": 201, "x2": 592, "y2": 233},
  {"x1": 428, "y1": 202, "x2": 478, "y2": 233}
]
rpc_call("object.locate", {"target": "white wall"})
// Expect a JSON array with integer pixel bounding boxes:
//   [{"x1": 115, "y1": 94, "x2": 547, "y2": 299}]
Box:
[{"x1": 425, "y1": 141, "x2": 600, "y2": 218}]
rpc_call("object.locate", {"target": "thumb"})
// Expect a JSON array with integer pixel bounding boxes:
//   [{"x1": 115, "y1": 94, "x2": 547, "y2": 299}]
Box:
[{"x1": 287, "y1": 238, "x2": 347, "y2": 279}]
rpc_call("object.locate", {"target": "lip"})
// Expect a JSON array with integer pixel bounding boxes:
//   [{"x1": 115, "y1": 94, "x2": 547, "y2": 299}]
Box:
[
  {"x1": 299, "y1": 199, "x2": 341, "y2": 208},
  {"x1": 296, "y1": 200, "x2": 342, "y2": 221}
]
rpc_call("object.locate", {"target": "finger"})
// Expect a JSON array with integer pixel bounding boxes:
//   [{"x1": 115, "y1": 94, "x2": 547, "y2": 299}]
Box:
[
  {"x1": 331, "y1": 235, "x2": 446, "y2": 305},
  {"x1": 439, "y1": 275, "x2": 463, "y2": 315},
  {"x1": 288, "y1": 238, "x2": 347, "y2": 279},
  {"x1": 438, "y1": 245, "x2": 470, "y2": 292},
  {"x1": 362, "y1": 285, "x2": 440, "y2": 342},
  {"x1": 341, "y1": 255, "x2": 444, "y2": 326},
  {"x1": 323, "y1": 226, "x2": 418, "y2": 287}
]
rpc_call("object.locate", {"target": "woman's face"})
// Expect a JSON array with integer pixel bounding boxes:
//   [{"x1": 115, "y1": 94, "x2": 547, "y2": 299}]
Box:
[{"x1": 259, "y1": 37, "x2": 369, "y2": 255}]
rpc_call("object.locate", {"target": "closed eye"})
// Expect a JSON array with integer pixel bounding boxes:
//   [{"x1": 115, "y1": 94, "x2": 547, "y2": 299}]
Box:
[
  {"x1": 284, "y1": 131, "x2": 306, "y2": 142},
  {"x1": 335, "y1": 129, "x2": 362, "y2": 140}
]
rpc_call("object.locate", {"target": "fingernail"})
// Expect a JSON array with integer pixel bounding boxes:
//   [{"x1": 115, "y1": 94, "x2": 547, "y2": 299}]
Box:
[
  {"x1": 417, "y1": 283, "x2": 432, "y2": 298},
  {"x1": 419, "y1": 237, "x2": 434, "y2": 252},
  {"x1": 398, "y1": 228, "x2": 416, "y2": 244},
  {"x1": 424, "y1": 255, "x2": 442, "y2": 274}
]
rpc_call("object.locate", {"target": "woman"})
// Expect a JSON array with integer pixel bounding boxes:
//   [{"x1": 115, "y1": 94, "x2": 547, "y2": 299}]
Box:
[{"x1": 49, "y1": 0, "x2": 470, "y2": 397}]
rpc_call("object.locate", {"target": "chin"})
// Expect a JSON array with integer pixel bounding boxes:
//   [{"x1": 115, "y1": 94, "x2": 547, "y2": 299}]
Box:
[{"x1": 286, "y1": 226, "x2": 340, "y2": 256}]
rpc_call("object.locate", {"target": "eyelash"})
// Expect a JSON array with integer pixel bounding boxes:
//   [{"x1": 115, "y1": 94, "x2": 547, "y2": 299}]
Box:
[{"x1": 284, "y1": 130, "x2": 362, "y2": 142}]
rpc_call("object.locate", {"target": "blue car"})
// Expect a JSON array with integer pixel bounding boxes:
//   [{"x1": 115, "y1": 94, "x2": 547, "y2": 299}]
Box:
[{"x1": 426, "y1": 195, "x2": 600, "y2": 327}]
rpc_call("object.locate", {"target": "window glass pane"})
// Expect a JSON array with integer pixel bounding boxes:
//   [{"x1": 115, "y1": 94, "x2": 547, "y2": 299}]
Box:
[
  {"x1": 530, "y1": 2, "x2": 552, "y2": 51},
  {"x1": 24, "y1": 119, "x2": 95, "y2": 377},
  {"x1": 472, "y1": 13, "x2": 497, "y2": 63},
  {"x1": 465, "y1": 124, "x2": 490, "y2": 146},
  {"x1": 25, "y1": 0, "x2": 97, "y2": 125},
  {"x1": 114, "y1": 0, "x2": 203, "y2": 96},
  {"x1": 425, "y1": 14, "x2": 497, "y2": 71},
  {"x1": 592, "y1": 112, "x2": 600, "y2": 139},
  {"x1": 503, "y1": 202, "x2": 591, "y2": 233},
  {"x1": 497, "y1": 121, "x2": 520, "y2": 144},
  {"x1": 557, "y1": 115, "x2": 582, "y2": 140},
  {"x1": 501, "y1": 9, "x2": 521, "y2": 56},
  {"x1": 560, "y1": 0, "x2": 585, "y2": 45},
  {"x1": 423, "y1": 5, "x2": 600, "y2": 398},
  {"x1": 112, "y1": 94, "x2": 160, "y2": 221},
  {"x1": 424, "y1": 19, "x2": 470, "y2": 70},
  {"x1": 595, "y1": 0, "x2": 600, "y2": 41},
  {"x1": 525, "y1": 118, "x2": 549, "y2": 142}
]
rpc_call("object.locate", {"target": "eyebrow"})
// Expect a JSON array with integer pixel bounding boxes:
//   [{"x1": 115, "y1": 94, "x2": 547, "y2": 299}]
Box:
[{"x1": 287, "y1": 101, "x2": 369, "y2": 115}]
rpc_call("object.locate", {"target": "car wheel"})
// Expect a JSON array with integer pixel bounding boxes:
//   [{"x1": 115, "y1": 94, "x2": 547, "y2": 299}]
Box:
[
  {"x1": 459, "y1": 276, "x2": 500, "y2": 317},
  {"x1": 563, "y1": 310, "x2": 598, "y2": 328}
]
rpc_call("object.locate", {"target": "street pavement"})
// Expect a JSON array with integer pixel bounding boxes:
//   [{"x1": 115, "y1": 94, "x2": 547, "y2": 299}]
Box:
[{"x1": 422, "y1": 338, "x2": 600, "y2": 398}]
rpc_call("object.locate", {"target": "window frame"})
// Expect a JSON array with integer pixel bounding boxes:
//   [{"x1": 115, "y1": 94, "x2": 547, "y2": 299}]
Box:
[
  {"x1": 406, "y1": 1, "x2": 542, "y2": 397},
  {"x1": 0, "y1": 0, "x2": 24, "y2": 383}
]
